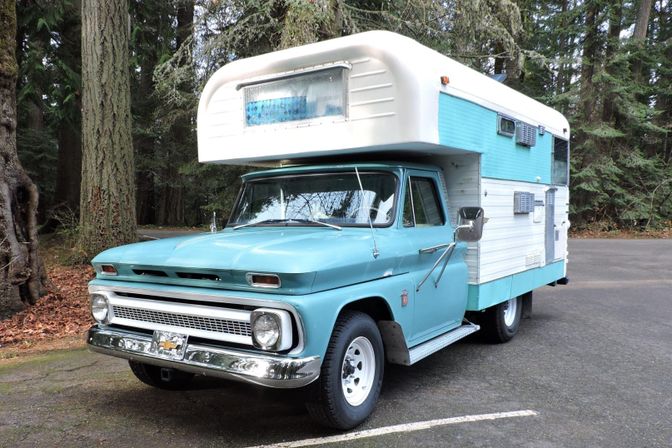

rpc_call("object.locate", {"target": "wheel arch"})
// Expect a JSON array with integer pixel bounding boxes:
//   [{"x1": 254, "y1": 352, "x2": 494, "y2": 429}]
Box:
[
  {"x1": 339, "y1": 296, "x2": 394, "y2": 323},
  {"x1": 337, "y1": 296, "x2": 409, "y2": 365}
]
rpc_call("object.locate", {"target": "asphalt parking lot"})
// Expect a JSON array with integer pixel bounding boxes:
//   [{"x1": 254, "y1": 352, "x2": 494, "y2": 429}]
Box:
[{"x1": 1, "y1": 239, "x2": 671, "y2": 447}]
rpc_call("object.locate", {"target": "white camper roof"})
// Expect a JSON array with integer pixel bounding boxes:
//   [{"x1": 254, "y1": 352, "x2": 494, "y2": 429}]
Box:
[{"x1": 197, "y1": 31, "x2": 569, "y2": 165}]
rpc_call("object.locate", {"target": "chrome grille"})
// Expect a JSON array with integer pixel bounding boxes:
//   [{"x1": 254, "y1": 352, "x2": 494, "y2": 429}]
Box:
[{"x1": 112, "y1": 305, "x2": 252, "y2": 337}]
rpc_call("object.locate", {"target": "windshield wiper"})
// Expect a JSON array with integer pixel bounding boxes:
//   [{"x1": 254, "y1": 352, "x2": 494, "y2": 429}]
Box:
[
  {"x1": 293, "y1": 219, "x2": 342, "y2": 230},
  {"x1": 232, "y1": 218, "x2": 341, "y2": 231}
]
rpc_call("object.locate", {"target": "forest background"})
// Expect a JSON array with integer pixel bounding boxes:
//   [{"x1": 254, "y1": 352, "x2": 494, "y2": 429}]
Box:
[
  {"x1": 19, "y1": 0, "x2": 672, "y2": 233},
  {"x1": 0, "y1": 0, "x2": 669, "y2": 324}
]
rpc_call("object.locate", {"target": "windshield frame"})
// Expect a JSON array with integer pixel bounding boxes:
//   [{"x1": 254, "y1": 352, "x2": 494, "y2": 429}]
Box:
[{"x1": 226, "y1": 170, "x2": 400, "y2": 229}]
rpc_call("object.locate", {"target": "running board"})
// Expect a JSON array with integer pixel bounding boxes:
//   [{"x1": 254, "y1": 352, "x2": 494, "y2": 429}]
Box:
[{"x1": 408, "y1": 322, "x2": 480, "y2": 365}]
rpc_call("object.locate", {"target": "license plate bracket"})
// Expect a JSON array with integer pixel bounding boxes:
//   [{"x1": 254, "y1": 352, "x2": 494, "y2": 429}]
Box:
[{"x1": 150, "y1": 331, "x2": 188, "y2": 360}]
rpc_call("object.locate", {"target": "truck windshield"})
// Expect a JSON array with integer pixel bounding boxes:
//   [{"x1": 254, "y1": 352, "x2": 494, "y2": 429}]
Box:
[{"x1": 228, "y1": 171, "x2": 397, "y2": 228}]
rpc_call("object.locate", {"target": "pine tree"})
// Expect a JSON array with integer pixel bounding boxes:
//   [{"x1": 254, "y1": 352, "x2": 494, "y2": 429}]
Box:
[{"x1": 78, "y1": 0, "x2": 136, "y2": 259}]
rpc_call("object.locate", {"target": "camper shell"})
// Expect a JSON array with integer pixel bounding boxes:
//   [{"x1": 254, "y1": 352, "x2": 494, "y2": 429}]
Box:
[
  {"x1": 87, "y1": 31, "x2": 570, "y2": 430},
  {"x1": 197, "y1": 30, "x2": 570, "y2": 311}
]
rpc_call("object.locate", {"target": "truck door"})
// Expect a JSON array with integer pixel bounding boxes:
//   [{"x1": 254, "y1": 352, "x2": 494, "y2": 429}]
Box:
[{"x1": 401, "y1": 171, "x2": 469, "y2": 344}]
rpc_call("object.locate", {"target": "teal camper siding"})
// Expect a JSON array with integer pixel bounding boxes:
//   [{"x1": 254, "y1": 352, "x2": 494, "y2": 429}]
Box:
[
  {"x1": 438, "y1": 93, "x2": 553, "y2": 184},
  {"x1": 466, "y1": 261, "x2": 566, "y2": 311},
  {"x1": 438, "y1": 92, "x2": 564, "y2": 311}
]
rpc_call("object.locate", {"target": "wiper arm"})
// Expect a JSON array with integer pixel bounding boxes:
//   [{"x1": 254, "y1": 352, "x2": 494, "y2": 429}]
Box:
[
  {"x1": 232, "y1": 219, "x2": 282, "y2": 230},
  {"x1": 232, "y1": 218, "x2": 341, "y2": 231},
  {"x1": 293, "y1": 219, "x2": 342, "y2": 230}
]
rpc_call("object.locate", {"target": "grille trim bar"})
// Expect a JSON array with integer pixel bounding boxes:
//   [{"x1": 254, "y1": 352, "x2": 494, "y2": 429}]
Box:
[{"x1": 106, "y1": 294, "x2": 253, "y2": 345}]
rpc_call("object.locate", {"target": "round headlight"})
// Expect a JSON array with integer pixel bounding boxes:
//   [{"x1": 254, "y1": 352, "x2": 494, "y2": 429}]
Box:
[
  {"x1": 91, "y1": 294, "x2": 109, "y2": 323},
  {"x1": 252, "y1": 313, "x2": 280, "y2": 350}
]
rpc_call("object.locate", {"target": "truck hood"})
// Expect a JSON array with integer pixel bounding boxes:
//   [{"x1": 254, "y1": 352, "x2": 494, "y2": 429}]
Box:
[{"x1": 92, "y1": 228, "x2": 407, "y2": 294}]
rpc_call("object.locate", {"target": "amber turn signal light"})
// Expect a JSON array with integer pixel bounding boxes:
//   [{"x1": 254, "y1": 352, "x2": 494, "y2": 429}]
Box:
[
  {"x1": 246, "y1": 273, "x2": 281, "y2": 288},
  {"x1": 100, "y1": 264, "x2": 117, "y2": 275}
]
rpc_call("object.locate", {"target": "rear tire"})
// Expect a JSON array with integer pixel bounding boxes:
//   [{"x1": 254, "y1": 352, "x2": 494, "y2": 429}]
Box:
[
  {"x1": 128, "y1": 360, "x2": 195, "y2": 390},
  {"x1": 305, "y1": 311, "x2": 384, "y2": 430},
  {"x1": 474, "y1": 296, "x2": 522, "y2": 343}
]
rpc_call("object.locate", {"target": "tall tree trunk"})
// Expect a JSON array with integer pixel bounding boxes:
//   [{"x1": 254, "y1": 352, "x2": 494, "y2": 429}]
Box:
[
  {"x1": 633, "y1": 0, "x2": 654, "y2": 41},
  {"x1": 631, "y1": 0, "x2": 653, "y2": 84},
  {"x1": 0, "y1": 0, "x2": 46, "y2": 312},
  {"x1": 555, "y1": 0, "x2": 569, "y2": 96},
  {"x1": 134, "y1": 55, "x2": 156, "y2": 225},
  {"x1": 655, "y1": 0, "x2": 672, "y2": 163},
  {"x1": 78, "y1": 0, "x2": 136, "y2": 259},
  {"x1": 601, "y1": 0, "x2": 623, "y2": 124},
  {"x1": 156, "y1": 1, "x2": 193, "y2": 226},
  {"x1": 580, "y1": 0, "x2": 600, "y2": 124},
  {"x1": 54, "y1": 0, "x2": 82, "y2": 215}
]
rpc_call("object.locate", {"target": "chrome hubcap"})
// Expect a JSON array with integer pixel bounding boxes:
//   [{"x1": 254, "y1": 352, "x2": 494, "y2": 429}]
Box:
[
  {"x1": 341, "y1": 336, "x2": 376, "y2": 406},
  {"x1": 503, "y1": 297, "x2": 518, "y2": 327}
]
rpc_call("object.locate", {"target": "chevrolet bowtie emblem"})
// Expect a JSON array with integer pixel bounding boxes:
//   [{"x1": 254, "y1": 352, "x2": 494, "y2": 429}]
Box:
[{"x1": 159, "y1": 340, "x2": 178, "y2": 350}]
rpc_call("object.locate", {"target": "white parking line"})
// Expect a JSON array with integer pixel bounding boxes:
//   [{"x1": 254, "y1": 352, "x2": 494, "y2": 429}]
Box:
[{"x1": 245, "y1": 409, "x2": 538, "y2": 448}]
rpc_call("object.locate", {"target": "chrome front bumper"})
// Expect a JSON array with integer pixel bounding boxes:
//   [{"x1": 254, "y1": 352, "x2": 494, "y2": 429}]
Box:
[{"x1": 87, "y1": 326, "x2": 321, "y2": 388}]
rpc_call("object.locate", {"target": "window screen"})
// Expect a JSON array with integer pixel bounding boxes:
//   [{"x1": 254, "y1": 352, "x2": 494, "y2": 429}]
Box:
[
  {"x1": 552, "y1": 138, "x2": 569, "y2": 185},
  {"x1": 403, "y1": 177, "x2": 445, "y2": 227}
]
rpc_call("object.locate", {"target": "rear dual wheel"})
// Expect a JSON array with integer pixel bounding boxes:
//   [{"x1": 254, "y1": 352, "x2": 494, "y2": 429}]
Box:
[
  {"x1": 474, "y1": 296, "x2": 522, "y2": 343},
  {"x1": 306, "y1": 311, "x2": 384, "y2": 430}
]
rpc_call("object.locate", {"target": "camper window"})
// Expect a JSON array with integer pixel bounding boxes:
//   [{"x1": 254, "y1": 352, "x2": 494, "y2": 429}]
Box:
[
  {"x1": 243, "y1": 67, "x2": 346, "y2": 127},
  {"x1": 552, "y1": 138, "x2": 569, "y2": 185},
  {"x1": 497, "y1": 115, "x2": 516, "y2": 137}
]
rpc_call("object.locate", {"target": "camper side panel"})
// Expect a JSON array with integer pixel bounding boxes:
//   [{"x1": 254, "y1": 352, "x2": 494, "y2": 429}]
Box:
[
  {"x1": 437, "y1": 92, "x2": 568, "y2": 311},
  {"x1": 438, "y1": 93, "x2": 553, "y2": 184}
]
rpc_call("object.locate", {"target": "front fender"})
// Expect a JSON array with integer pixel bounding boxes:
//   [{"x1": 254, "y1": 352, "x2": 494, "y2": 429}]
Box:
[{"x1": 285, "y1": 273, "x2": 414, "y2": 360}]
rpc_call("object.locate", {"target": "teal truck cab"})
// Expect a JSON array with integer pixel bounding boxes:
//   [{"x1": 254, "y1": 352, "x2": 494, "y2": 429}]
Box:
[{"x1": 87, "y1": 32, "x2": 570, "y2": 429}]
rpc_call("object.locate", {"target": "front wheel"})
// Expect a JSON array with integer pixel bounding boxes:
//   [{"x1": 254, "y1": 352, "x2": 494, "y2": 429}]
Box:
[{"x1": 305, "y1": 311, "x2": 384, "y2": 430}]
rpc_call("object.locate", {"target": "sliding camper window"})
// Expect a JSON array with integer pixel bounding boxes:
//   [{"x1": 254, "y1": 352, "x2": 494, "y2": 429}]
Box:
[
  {"x1": 243, "y1": 67, "x2": 346, "y2": 127},
  {"x1": 552, "y1": 138, "x2": 569, "y2": 185},
  {"x1": 403, "y1": 177, "x2": 445, "y2": 227}
]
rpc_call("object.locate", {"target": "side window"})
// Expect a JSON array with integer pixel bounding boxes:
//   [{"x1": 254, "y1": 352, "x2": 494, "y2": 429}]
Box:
[
  {"x1": 552, "y1": 138, "x2": 569, "y2": 185},
  {"x1": 403, "y1": 177, "x2": 445, "y2": 227}
]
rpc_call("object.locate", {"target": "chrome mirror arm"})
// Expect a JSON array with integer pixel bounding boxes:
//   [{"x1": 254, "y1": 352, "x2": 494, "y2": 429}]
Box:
[{"x1": 416, "y1": 242, "x2": 456, "y2": 292}]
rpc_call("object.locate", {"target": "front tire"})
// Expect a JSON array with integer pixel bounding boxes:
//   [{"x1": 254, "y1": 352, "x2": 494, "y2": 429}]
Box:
[
  {"x1": 305, "y1": 311, "x2": 384, "y2": 430},
  {"x1": 128, "y1": 360, "x2": 195, "y2": 390},
  {"x1": 475, "y1": 296, "x2": 522, "y2": 343}
]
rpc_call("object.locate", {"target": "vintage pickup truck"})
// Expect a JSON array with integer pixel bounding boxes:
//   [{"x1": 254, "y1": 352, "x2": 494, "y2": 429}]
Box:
[{"x1": 87, "y1": 31, "x2": 570, "y2": 429}]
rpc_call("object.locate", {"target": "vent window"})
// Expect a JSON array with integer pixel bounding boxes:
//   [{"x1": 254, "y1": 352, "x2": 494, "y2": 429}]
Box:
[
  {"x1": 403, "y1": 177, "x2": 445, "y2": 227},
  {"x1": 497, "y1": 115, "x2": 516, "y2": 137}
]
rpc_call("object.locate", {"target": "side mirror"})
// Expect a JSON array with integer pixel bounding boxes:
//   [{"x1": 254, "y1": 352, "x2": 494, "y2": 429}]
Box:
[{"x1": 455, "y1": 207, "x2": 485, "y2": 242}]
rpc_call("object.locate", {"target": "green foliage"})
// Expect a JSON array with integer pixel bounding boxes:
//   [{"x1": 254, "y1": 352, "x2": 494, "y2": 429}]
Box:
[{"x1": 15, "y1": 0, "x2": 672, "y2": 230}]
